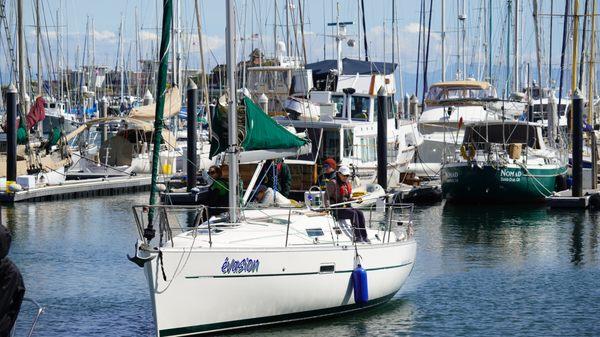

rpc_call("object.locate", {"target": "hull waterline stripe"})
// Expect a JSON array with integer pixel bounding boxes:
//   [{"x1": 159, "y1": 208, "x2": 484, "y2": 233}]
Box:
[
  {"x1": 158, "y1": 293, "x2": 396, "y2": 337},
  {"x1": 184, "y1": 262, "x2": 413, "y2": 279}
]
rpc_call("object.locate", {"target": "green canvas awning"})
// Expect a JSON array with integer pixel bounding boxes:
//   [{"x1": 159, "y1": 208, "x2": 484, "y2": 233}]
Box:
[{"x1": 210, "y1": 97, "x2": 307, "y2": 158}]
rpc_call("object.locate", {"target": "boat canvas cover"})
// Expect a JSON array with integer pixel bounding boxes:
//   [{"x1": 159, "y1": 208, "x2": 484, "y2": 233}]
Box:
[
  {"x1": 210, "y1": 97, "x2": 307, "y2": 158},
  {"x1": 305, "y1": 58, "x2": 397, "y2": 77},
  {"x1": 128, "y1": 87, "x2": 181, "y2": 121},
  {"x1": 463, "y1": 123, "x2": 540, "y2": 148}
]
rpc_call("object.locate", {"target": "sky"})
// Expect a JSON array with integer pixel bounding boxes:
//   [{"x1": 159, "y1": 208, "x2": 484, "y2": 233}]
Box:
[{"x1": 1, "y1": 0, "x2": 598, "y2": 96}]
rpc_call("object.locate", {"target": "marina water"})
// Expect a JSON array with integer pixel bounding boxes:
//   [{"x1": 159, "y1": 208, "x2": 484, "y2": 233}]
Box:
[{"x1": 6, "y1": 194, "x2": 600, "y2": 336}]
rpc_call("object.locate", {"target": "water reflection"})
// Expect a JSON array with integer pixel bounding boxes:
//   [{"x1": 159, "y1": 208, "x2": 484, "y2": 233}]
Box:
[
  {"x1": 3, "y1": 196, "x2": 600, "y2": 336},
  {"x1": 570, "y1": 212, "x2": 584, "y2": 266},
  {"x1": 213, "y1": 298, "x2": 416, "y2": 337}
]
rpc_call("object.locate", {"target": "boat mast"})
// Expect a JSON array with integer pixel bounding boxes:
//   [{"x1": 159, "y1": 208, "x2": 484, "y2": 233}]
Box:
[
  {"x1": 441, "y1": 0, "x2": 446, "y2": 81},
  {"x1": 119, "y1": 16, "x2": 125, "y2": 105},
  {"x1": 285, "y1": 0, "x2": 290, "y2": 57},
  {"x1": 488, "y1": 0, "x2": 492, "y2": 83},
  {"x1": 505, "y1": 0, "x2": 512, "y2": 99},
  {"x1": 36, "y1": 0, "x2": 42, "y2": 97},
  {"x1": 147, "y1": 0, "x2": 173, "y2": 233},
  {"x1": 459, "y1": 0, "x2": 467, "y2": 79},
  {"x1": 17, "y1": 0, "x2": 28, "y2": 113},
  {"x1": 226, "y1": 0, "x2": 239, "y2": 223},
  {"x1": 274, "y1": 0, "x2": 277, "y2": 58},
  {"x1": 578, "y1": 0, "x2": 590, "y2": 89},
  {"x1": 194, "y1": 0, "x2": 210, "y2": 119},
  {"x1": 587, "y1": 0, "x2": 596, "y2": 125},
  {"x1": 533, "y1": 0, "x2": 549, "y2": 141},
  {"x1": 572, "y1": 0, "x2": 580, "y2": 93},
  {"x1": 549, "y1": 0, "x2": 554, "y2": 87},
  {"x1": 513, "y1": 0, "x2": 519, "y2": 92},
  {"x1": 422, "y1": 0, "x2": 434, "y2": 104},
  {"x1": 360, "y1": 0, "x2": 369, "y2": 61},
  {"x1": 558, "y1": 0, "x2": 570, "y2": 109},
  {"x1": 571, "y1": 0, "x2": 580, "y2": 133},
  {"x1": 91, "y1": 18, "x2": 96, "y2": 95},
  {"x1": 335, "y1": 3, "x2": 342, "y2": 74}
]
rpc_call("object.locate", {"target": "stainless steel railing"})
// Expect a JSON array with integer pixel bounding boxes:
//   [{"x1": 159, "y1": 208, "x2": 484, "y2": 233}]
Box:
[{"x1": 132, "y1": 201, "x2": 415, "y2": 249}]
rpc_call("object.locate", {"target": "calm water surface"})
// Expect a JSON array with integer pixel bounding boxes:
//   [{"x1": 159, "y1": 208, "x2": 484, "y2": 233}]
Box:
[{"x1": 5, "y1": 194, "x2": 600, "y2": 336}]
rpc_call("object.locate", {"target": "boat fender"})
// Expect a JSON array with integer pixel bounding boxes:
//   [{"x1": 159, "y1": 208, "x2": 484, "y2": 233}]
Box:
[
  {"x1": 460, "y1": 145, "x2": 468, "y2": 160},
  {"x1": 352, "y1": 264, "x2": 368, "y2": 304},
  {"x1": 467, "y1": 144, "x2": 476, "y2": 160},
  {"x1": 555, "y1": 174, "x2": 568, "y2": 192},
  {"x1": 589, "y1": 193, "x2": 600, "y2": 210},
  {"x1": 461, "y1": 144, "x2": 476, "y2": 161}
]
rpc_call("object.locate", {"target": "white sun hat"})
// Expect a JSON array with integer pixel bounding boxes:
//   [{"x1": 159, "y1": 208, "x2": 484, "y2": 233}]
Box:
[{"x1": 338, "y1": 165, "x2": 351, "y2": 176}]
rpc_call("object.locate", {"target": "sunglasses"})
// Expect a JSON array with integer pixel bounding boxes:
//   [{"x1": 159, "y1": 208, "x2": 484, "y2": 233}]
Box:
[{"x1": 208, "y1": 170, "x2": 217, "y2": 175}]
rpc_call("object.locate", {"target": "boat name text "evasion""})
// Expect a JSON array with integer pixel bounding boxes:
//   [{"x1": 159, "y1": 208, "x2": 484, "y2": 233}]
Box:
[{"x1": 221, "y1": 257, "x2": 260, "y2": 274}]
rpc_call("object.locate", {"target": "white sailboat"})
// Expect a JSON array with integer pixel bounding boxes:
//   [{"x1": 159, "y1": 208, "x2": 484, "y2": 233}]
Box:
[{"x1": 129, "y1": 2, "x2": 417, "y2": 336}]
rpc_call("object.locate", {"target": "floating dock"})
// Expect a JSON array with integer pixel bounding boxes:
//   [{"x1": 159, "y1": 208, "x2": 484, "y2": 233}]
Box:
[
  {"x1": 0, "y1": 175, "x2": 155, "y2": 202},
  {"x1": 546, "y1": 189, "x2": 600, "y2": 209}
]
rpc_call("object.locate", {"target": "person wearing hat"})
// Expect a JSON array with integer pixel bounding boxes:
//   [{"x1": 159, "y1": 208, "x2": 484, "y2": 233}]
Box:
[
  {"x1": 317, "y1": 158, "x2": 337, "y2": 188},
  {"x1": 205, "y1": 165, "x2": 229, "y2": 216},
  {"x1": 325, "y1": 165, "x2": 369, "y2": 243},
  {"x1": 253, "y1": 184, "x2": 291, "y2": 206}
]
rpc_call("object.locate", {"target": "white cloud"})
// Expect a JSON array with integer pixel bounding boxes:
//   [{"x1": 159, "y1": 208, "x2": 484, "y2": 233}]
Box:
[
  {"x1": 182, "y1": 32, "x2": 225, "y2": 53},
  {"x1": 403, "y1": 22, "x2": 422, "y2": 34},
  {"x1": 93, "y1": 30, "x2": 117, "y2": 42},
  {"x1": 139, "y1": 31, "x2": 158, "y2": 42}
]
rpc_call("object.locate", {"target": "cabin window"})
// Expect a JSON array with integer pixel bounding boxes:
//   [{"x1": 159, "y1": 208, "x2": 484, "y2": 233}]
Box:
[
  {"x1": 246, "y1": 70, "x2": 289, "y2": 94},
  {"x1": 387, "y1": 142, "x2": 398, "y2": 159},
  {"x1": 343, "y1": 129, "x2": 354, "y2": 158},
  {"x1": 323, "y1": 130, "x2": 341, "y2": 160},
  {"x1": 350, "y1": 96, "x2": 370, "y2": 121},
  {"x1": 331, "y1": 94, "x2": 344, "y2": 117},
  {"x1": 306, "y1": 228, "x2": 324, "y2": 237},
  {"x1": 359, "y1": 137, "x2": 376, "y2": 162}
]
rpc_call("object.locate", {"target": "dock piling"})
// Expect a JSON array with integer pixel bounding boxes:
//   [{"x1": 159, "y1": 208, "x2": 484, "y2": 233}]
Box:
[
  {"x1": 186, "y1": 79, "x2": 198, "y2": 192},
  {"x1": 572, "y1": 90, "x2": 584, "y2": 197},
  {"x1": 99, "y1": 97, "x2": 108, "y2": 144},
  {"x1": 6, "y1": 84, "x2": 17, "y2": 182},
  {"x1": 377, "y1": 86, "x2": 388, "y2": 190}
]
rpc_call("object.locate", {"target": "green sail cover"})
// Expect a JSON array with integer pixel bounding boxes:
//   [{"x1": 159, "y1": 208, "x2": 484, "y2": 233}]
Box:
[
  {"x1": 241, "y1": 97, "x2": 306, "y2": 150},
  {"x1": 209, "y1": 97, "x2": 306, "y2": 158}
]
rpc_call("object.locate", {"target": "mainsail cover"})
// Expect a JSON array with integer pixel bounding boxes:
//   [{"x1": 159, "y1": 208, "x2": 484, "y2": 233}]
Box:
[
  {"x1": 128, "y1": 86, "x2": 181, "y2": 121},
  {"x1": 209, "y1": 97, "x2": 307, "y2": 158}
]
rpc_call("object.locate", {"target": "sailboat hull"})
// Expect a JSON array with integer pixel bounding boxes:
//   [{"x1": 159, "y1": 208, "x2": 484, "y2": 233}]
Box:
[
  {"x1": 442, "y1": 163, "x2": 566, "y2": 202},
  {"x1": 143, "y1": 241, "x2": 416, "y2": 337}
]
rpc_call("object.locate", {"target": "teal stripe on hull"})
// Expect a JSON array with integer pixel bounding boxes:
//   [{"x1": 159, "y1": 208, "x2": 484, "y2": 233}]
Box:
[
  {"x1": 442, "y1": 164, "x2": 566, "y2": 203},
  {"x1": 159, "y1": 293, "x2": 396, "y2": 337}
]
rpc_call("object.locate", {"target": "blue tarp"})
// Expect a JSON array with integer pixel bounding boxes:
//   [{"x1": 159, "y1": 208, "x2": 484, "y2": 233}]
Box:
[{"x1": 305, "y1": 58, "x2": 397, "y2": 77}]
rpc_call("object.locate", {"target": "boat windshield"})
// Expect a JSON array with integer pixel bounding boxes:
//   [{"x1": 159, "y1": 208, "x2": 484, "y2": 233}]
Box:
[
  {"x1": 246, "y1": 69, "x2": 290, "y2": 94},
  {"x1": 331, "y1": 94, "x2": 344, "y2": 117},
  {"x1": 463, "y1": 124, "x2": 540, "y2": 149},
  {"x1": 350, "y1": 95, "x2": 370, "y2": 121},
  {"x1": 426, "y1": 86, "x2": 496, "y2": 101}
]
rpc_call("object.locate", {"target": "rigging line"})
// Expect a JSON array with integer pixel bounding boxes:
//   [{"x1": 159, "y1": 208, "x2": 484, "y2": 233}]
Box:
[
  {"x1": 557, "y1": 0, "x2": 571, "y2": 109},
  {"x1": 415, "y1": 0, "x2": 424, "y2": 98},
  {"x1": 421, "y1": 0, "x2": 434, "y2": 106},
  {"x1": 578, "y1": 0, "x2": 590, "y2": 89}
]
